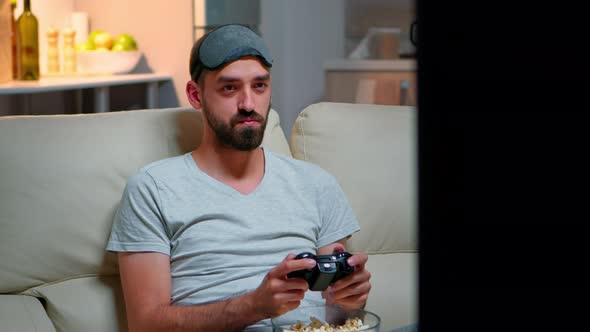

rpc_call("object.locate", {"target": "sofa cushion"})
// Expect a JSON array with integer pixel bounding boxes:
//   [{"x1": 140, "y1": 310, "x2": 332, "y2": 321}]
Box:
[
  {"x1": 0, "y1": 107, "x2": 290, "y2": 293},
  {"x1": 0, "y1": 295, "x2": 56, "y2": 332},
  {"x1": 262, "y1": 109, "x2": 292, "y2": 156},
  {"x1": 364, "y1": 253, "x2": 417, "y2": 331},
  {"x1": 290, "y1": 102, "x2": 417, "y2": 254},
  {"x1": 22, "y1": 276, "x2": 126, "y2": 332}
]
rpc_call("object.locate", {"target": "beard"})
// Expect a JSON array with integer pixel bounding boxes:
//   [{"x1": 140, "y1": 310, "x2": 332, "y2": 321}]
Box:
[{"x1": 201, "y1": 100, "x2": 270, "y2": 151}]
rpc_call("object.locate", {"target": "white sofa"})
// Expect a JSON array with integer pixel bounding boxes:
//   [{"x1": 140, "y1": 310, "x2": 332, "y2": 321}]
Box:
[{"x1": 0, "y1": 102, "x2": 417, "y2": 331}]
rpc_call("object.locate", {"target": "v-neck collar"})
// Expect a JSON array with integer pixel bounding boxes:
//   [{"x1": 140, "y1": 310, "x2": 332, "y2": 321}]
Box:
[{"x1": 185, "y1": 148, "x2": 270, "y2": 199}]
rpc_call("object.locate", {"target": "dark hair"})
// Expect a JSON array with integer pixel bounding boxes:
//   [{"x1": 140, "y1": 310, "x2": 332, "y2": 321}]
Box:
[{"x1": 189, "y1": 31, "x2": 211, "y2": 84}]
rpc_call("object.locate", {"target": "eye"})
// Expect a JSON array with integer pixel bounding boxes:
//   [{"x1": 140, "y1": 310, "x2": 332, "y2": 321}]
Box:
[
  {"x1": 254, "y1": 82, "x2": 268, "y2": 91},
  {"x1": 222, "y1": 85, "x2": 236, "y2": 93}
]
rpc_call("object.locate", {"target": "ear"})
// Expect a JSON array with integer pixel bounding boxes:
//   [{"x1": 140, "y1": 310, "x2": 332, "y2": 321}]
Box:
[{"x1": 186, "y1": 80, "x2": 203, "y2": 110}]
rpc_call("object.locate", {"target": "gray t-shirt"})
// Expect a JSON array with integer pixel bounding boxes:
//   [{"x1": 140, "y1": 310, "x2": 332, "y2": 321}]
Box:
[{"x1": 107, "y1": 148, "x2": 360, "y2": 327}]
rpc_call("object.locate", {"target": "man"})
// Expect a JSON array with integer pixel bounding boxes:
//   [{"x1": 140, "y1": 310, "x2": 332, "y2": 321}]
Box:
[{"x1": 107, "y1": 24, "x2": 371, "y2": 332}]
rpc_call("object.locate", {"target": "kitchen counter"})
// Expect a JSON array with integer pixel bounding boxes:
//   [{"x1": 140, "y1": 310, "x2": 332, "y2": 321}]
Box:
[
  {"x1": 324, "y1": 59, "x2": 416, "y2": 105},
  {"x1": 0, "y1": 73, "x2": 172, "y2": 114},
  {"x1": 0, "y1": 73, "x2": 171, "y2": 95},
  {"x1": 324, "y1": 59, "x2": 416, "y2": 72}
]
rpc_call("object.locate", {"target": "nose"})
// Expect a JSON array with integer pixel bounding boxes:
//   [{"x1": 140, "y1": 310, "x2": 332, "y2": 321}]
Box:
[{"x1": 238, "y1": 87, "x2": 255, "y2": 112}]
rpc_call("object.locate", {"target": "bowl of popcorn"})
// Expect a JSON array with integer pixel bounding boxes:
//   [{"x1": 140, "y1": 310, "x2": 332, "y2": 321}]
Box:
[{"x1": 271, "y1": 305, "x2": 381, "y2": 332}]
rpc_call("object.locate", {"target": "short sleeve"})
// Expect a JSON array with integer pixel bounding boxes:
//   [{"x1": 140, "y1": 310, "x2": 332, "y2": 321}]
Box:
[
  {"x1": 316, "y1": 173, "x2": 361, "y2": 248},
  {"x1": 106, "y1": 170, "x2": 171, "y2": 255}
]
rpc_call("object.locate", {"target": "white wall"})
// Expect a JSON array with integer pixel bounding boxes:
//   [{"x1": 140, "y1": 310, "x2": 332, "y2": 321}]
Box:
[
  {"x1": 260, "y1": 0, "x2": 346, "y2": 135},
  {"x1": 74, "y1": 0, "x2": 194, "y2": 108}
]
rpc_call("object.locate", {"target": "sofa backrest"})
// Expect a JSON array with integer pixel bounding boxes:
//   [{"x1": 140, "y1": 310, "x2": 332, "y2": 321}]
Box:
[
  {"x1": 290, "y1": 102, "x2": 417, "y2": 255},
  {"x1": 0, "y1": 107, "x2": 290, "y2": 331},
  {"x1": 290, "y1": 102, "x2": 418, "y2": 330}
]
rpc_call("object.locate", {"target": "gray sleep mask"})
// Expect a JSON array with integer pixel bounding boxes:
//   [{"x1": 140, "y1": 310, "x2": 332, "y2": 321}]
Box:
[{"x1": 191, "y1": 24, "x2": 273, "y2": 81}]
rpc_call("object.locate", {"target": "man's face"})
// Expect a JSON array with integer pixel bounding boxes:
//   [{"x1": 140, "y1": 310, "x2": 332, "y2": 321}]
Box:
[{"x1": 199, "y1": 57, "x2": 272, "y2": 151}]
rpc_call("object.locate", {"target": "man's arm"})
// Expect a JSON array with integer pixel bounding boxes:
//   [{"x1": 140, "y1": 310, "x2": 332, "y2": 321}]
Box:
[
  {"x1": 317, "y1": 238, "x2": 372, "y2": 310},
  {"x1": 317, "y1": 237, "x2": 348, "y2": 255},
  {"x1": 118, "y1": 252, "x2": 316, "y2": 332}
]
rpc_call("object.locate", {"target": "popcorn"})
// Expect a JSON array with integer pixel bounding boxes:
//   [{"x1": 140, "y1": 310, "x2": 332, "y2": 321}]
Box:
[{"x1": 288, "y1": 316, "x2": 365, "y2": 332}]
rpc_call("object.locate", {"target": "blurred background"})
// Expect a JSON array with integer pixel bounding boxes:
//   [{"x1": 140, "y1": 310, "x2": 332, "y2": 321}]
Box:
[{"x1": 1, "y1": 0, "x2": 415, "y2": 134}]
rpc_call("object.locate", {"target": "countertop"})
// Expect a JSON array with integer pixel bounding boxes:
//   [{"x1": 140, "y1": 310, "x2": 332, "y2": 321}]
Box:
[
  {"x1": 0, "y1": 73, "x2": 172, "y2": 94},
  {"x1": 324, "y1": 59, "x2": 416, "y2": 72}
]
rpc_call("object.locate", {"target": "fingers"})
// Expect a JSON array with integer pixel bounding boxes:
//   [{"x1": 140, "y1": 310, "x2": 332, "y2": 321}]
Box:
[
  {"x1": 328, "y1": 253, "x2": 371, "y2": 310},
  {"x1": 346, "y1": 253, "x2": 368, "y2": 271},
  {"x1": 324, "y1": 277, "x2": 371, "y2": 311},
  {"x1": 264, "y1": 254, "x2": 315, "y2": 294},
  {"x1": 254, "y1": 285, "x2": 305, "y2": 318},
  {"x1": 265, "y1": 271, "x2": 309, "y2": 292},
  {"x1": 331, "y1": 268, "x2": 371, "y2": 292},
  {"x1": 330, "y1": 276, "x2": 371, "y2": 300},
  {"x1": 269, "y1": 254, "x2": 316, "y2": 279},
  {"x1": 332, "y1": 292, "x2": 370, "y2": 310}
]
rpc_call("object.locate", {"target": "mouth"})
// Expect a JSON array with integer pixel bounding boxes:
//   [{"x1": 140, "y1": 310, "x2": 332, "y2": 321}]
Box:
[
  {"x1": 236, "y1": 118, "x2": 261, "y2": 126},
  {"x1": 231, "y1": 110, "x2": 265, "y2": 127}
]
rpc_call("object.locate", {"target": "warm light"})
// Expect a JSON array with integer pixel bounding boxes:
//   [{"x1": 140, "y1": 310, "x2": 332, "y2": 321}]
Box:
[{"x1": 193, "y1": 0, "x2": 206, "y2": 41}]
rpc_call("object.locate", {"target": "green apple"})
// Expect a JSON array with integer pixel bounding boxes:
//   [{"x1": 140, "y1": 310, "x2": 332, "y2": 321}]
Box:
[
  {"x1": 75, "y1": 41, "x2": 96, "y2": 52},
  {"x1": 111, "y1": 43, "x2": 125, "y2": 52},
  {"x1": 92, "y1": 31, "x2": 114, "y2": 50},
  {"x1": 88, "y1": 30, "x2": 105, "y2": 46},
  {"x1": 112, "y1": 33, "x2": 138, "y2": 51}
]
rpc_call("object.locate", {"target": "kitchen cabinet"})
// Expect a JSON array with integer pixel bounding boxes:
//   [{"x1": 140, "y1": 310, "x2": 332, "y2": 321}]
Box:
[{"x1": 324, "y1": 59, "x2": 416, "y2": 106}]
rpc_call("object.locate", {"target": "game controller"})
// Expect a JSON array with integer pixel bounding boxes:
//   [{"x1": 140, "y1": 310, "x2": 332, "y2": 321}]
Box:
[{"x1": 287, "y1": 251, "x2": 355, "y2": 291}]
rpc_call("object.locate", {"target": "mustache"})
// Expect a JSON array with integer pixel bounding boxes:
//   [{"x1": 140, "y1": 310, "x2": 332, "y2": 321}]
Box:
[{"x1": 230, "y1": 110, "x2": 265, "y2": 126}]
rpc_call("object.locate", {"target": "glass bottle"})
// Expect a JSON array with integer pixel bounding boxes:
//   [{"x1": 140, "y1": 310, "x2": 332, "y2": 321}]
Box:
[
  {"x1": 17, "y1": 0, "x2": 39, "y2": 80},
  {"x1": 46, "y1": 28, "x2": 59, "y2": 74}
]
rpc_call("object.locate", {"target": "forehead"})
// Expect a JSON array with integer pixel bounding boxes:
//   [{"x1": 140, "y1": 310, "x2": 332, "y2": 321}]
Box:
[{"x1": 206, "y1": 57, "x2": 270, "y2": 83}]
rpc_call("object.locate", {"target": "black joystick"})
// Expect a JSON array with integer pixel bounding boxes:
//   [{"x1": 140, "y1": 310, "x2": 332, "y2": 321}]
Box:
[{"x1": 287, "y1": 251, "x2": 355, "y2": 291}]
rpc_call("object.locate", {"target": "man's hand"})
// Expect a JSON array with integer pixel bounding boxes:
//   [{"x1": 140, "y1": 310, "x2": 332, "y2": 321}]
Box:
[
  {"x1": 251, "y1": 253, "x2": 316, "y2": 318},
  {"x1": 322, "y1": 252, "x2": 372, "y2": 311}
]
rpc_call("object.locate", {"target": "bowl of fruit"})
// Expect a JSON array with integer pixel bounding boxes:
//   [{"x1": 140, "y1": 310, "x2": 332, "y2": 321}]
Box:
[{"x1": 76, "y1": 31, "x2": 142, "y2": 75}]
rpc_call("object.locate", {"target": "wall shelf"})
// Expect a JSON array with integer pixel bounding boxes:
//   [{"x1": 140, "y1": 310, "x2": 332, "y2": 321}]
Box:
[{"x1": 0, "y1": 73, "x2": 172, "y2": 114}]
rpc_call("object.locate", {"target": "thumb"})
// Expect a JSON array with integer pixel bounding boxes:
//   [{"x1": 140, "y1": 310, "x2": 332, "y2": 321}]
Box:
[{"x1": 269, "y1": 253, "x2": 297, "y2": 278}]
